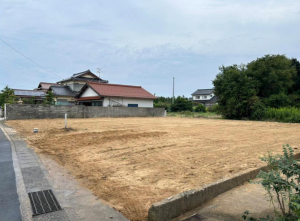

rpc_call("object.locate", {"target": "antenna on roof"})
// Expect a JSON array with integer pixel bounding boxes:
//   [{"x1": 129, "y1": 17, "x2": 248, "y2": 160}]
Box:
[{"x1": 97, "y1": 68, "x2": 102, "y2": 79}]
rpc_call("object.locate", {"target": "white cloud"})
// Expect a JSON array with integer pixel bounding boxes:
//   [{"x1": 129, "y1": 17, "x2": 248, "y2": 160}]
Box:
[{"x1": 0, "y1": 0, "x2": 299, "y2": 96}]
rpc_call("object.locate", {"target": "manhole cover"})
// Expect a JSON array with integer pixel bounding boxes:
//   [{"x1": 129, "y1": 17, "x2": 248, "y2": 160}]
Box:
[
  {"x1": 182, "y1": 214, "x2": 207, "y2": 221},
  {"x1": 28, "y1": 189, "x2": 62, "y2": 216}
]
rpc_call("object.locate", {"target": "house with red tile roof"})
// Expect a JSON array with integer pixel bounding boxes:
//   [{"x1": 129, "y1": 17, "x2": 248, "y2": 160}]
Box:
[{"x1": 75, "y1": 82, "x2": 156, "y2": 107}]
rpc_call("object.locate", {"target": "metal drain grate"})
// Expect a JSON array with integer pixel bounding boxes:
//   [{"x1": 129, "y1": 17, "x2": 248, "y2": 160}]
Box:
[
  {"x1": 182, "y1": 214, "x2": 207, "y2": 221},
  {"x1": 28, "y1": 189, "x2": 62, "y2": 216}
]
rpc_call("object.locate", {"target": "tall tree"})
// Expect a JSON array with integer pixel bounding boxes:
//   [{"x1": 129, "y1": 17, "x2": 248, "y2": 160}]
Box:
[
  {"x1": 246, "y1": 55, "x2": 296, "y2": 98},
  {"x1": 0, "y1": 86, "x2": 16, "y2": 108},
  {"x1": 290, "y1": 58, "x2": 300, "y2": 94},
  {"x1": 213, "y1": 64, "x2": 260, "y2": 119},
  {"x1": 43, "y1": 91, "x2": 55, "y2": 105}
]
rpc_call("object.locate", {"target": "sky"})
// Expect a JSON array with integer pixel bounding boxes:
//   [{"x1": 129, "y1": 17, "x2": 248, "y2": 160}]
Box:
[{"x1": 0, "y1": 0, "x2": 300, "y2": 97}]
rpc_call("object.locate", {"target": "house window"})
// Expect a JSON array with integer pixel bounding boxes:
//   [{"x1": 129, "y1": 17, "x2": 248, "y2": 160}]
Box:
[
  {"x1": 210, "y1": 95, "x2": 213, "y2": 97},
  {"x1": 128, "y1": 104, "x2": 138, "y2": 107},
  {"x1": 196, "y1": 96, "x2": 200, "y2": 99},
  {"x1": 203, "y1": 95, "x2": 207, "y2": 99},
  {"x1": 92, "y1": 101, "x2": 103, "y2": 106}
]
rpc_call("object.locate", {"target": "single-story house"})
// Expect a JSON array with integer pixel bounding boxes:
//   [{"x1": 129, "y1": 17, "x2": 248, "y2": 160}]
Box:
[
  {"x1": 191, "y1": 89, "x2": 218, "y2": 106},
  {"x1": 48, "y1": 85, "x2": 77, "y2": 105},
  {"x1": 13, "y1": 89, "x2": 45, "y2": 104},
  {"x1": 75, "y1": 82, "x2": 156, "y2": 107},
  {"x1": 57, "y1": 70, "x2": 108, "y2": 92}
]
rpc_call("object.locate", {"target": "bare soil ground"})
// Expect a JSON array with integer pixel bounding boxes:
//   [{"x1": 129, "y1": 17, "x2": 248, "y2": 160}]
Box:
[{"x1": 7, "y1": 118, "x2": 300, "y2": 221}]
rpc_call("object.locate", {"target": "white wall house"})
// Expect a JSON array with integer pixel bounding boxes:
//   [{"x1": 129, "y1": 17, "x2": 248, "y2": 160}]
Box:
[
  {"x1": 57, "y1": 70, "x2": 108, "y2": 92},
  {"x1": 193, "y1": 92, "x2": 214, "y2": 101},
  {"x1": 75, "y1": 82, "x2": 156, "y2": 108},
  {"x1": 191, "y1": 89, "x2": 218, "y2": 106}
]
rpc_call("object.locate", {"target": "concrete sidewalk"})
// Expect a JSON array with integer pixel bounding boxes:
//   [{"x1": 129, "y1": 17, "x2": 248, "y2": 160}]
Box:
[
  {"x1": 173, "y1": 180, "x2": 274, "y2": 221},
  {"x1": 0, "y1": 122, "x2": 128, "y2": 221}
]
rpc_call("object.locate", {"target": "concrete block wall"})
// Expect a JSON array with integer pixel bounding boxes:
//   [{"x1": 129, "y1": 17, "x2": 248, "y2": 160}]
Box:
[{"x1": 5, "y1": 104, "x2": 165, "y2": 120}]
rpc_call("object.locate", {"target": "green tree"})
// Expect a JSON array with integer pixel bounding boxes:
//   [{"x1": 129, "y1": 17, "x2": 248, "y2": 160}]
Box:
[
  {"x1": 0, "y1": 86, "x2": 16, "y2": 108},
  {"x1": 247, "y1": 55, "x2": 296, "y2": 98},
  {"x1": 170, "y1": 96, "x2": 193, "y2": 112},
  {"x1": 43, "y1": 91, "x2": 55, "y2": 105},
  {"x1": 154, "y1": 96, "x2": 173, "y2": 111},
  {"x1": 213, "y1": 64, "x2": 259, "y2": 119},
  {"x1": 22, "y1": 96, "x2": 36, "y2": 104},
  {"x1": 267, "y1": 93, "x2": 291, "y2": 108},
  {"x1": 290, "y1": 58, "x2": 300, "y2": 94}
]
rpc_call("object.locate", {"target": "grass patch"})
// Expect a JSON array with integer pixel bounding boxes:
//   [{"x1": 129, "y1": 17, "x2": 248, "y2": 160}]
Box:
[
  {"x1": 264, "y1": 107, "x2": 300, "y2": 123},
  {"x1": 167, "y1": 111, "x2": 222, "y2": 119}
]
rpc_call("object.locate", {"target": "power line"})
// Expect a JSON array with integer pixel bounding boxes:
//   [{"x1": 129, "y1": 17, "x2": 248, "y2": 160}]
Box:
[
  {"x1": 0, "y1": 55, "x2": 51, "y2": 76},
  {"x1": 0, "y1": 38, "x2": 62, "y2": 79}
]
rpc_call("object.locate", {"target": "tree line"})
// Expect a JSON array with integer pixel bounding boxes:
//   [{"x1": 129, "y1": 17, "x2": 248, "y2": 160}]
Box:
[
  {"x1": 154, "y1": 96, "x2": 209, "y2": 112},
  {"x1": 213, "y1": 55, "x2": 300, "y2": 120}
]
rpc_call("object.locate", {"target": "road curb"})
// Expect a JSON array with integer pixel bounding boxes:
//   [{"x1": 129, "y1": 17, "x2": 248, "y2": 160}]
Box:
[{"x1": 148, "y1": 152, "x2": 300, "y2": 221}]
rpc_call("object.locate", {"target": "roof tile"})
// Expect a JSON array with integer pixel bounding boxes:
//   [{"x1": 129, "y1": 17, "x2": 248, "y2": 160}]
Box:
[{"x1": 87, "y1": 82, "x2": 156, "y2": 99}]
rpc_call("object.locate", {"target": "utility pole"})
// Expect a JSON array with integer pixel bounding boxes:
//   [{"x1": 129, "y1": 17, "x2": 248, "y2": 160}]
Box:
[{"x1": 172, "y1": 77, "x2": 175, "y2": 104}]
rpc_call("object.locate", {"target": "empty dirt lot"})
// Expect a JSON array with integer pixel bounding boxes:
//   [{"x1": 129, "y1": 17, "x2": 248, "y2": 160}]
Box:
[{"x1": 7, "y1": 118, "x2": 300, "y2": 220}]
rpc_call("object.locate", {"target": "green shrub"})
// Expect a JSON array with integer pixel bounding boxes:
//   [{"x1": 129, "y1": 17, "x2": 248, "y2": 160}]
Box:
[
  {"x1": 250, "y1": 102, "x2": 266, "y2": 120},
  {"x1": 195, "y1": 104, "x2": 206, "y2": 112},
  {"x1": 207, "y1": 104, "x2": 219, "y2": 113},
  {"x1": 154, "y1": 102, "x2": 171, "y2": 110},
  {"x1": 243, "y1": 146, "x2": 300, "y2": 221}
]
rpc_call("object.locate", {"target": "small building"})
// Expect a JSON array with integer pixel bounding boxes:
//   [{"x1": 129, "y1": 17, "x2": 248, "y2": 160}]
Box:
[
  {"x1": 13, "y1": 89, "x2": 45, "y2": 104},
  {"x1": 48, "y1": 85, "x2": 77, "y2": 105},
  {"x1": 57, "y1": 70, "x2": 108, "y2": 93},
  {"x1": 75, "y1": 82, "x2": 156, "y2": 107},
  {"x1": 191, "y1": 89, "x2": 218, "y2": 106}
]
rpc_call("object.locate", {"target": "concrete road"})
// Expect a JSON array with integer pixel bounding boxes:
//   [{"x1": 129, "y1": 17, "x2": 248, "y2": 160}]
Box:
[{"x1": 0, "y1": 128, "x2": 22, "y2": 221}]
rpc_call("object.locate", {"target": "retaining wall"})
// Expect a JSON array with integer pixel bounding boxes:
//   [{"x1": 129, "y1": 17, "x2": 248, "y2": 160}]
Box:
[
  {"x1": 148, "y1": 152, "x2": 300, "y2": 221},
  {"x1": 5, "y1": 104, "x2": 165, "y2": 120}
]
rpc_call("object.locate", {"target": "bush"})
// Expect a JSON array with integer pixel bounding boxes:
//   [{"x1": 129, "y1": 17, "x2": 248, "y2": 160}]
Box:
[
  {"x1": 243, "y1": 146, "x2": 300, "y2": 221},
  {"x1": 195, "y1": 104, "x2": 206, "y2": 112},
  {"x1": 250, "y1": 102, "x2": 266, "y2": 120},
  {"x1": 154, "y1": 102, "x2": 171, "y2": 111},
  {"x1": 207, "y1": 104, "x2": 219, "y2": 113},
  {"x1": 171, "y1": 96, "x2": 193, "y2": 112}
]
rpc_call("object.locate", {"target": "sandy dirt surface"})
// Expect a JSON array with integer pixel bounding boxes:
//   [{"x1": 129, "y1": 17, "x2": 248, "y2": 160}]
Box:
[{"x1": 7, "y1": 118, "x2": 300, "y2": 221}]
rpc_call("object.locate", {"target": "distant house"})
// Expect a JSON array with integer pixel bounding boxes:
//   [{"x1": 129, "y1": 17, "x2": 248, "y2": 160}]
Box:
[
  {"x1": 57, "y1": 70, "x2": 108, "y2": 92},
  {"x1": 75, "y1": 82, "x2": 156, "y2": 107},
  {"x1": 36, "y1": 82, "x2": 60, "y2": 92},
  {"x1": 13, "y1": 89, "x2": 45, "y2": 104},
  {"x1": 48, "y1": 85, "x2": 77, "y2": 105},
  {"x1": 191, "y1": 89, "x2": 218, "y2": 106}
]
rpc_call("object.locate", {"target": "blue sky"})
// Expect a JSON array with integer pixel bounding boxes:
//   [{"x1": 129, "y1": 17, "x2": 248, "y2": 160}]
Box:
[{"x1": 0, "y1": 0, "x2": 299, "y2": 97}]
